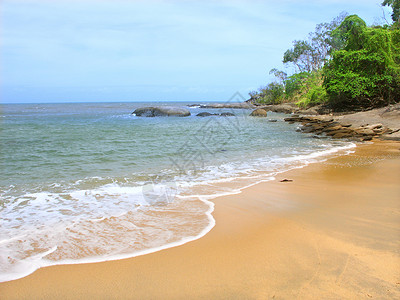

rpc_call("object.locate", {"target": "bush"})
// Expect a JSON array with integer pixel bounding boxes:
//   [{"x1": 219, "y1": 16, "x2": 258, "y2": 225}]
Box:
[
  {"x1": 285, "y1": 71, "x2": 327, "y2": 108},
  {"x1": 284, "y1": 72, "x2": 311, "y2": 99},
  {"x1": 257, "y1": 82, "x2": 285, "y2": 104},
  {"x1": 323, "y1": 15, "x2": 400, "y2": 109}
]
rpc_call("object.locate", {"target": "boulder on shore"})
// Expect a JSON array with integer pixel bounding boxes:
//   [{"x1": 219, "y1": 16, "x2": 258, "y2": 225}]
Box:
[
  {"x1": 263, "y1": 104, "x2": 298, "y2": 114},
  {"x1": 250, "y1": 108, "x2": 268, "y2": 117},
  {"x1": 133, "y1": 106, "x2": 191, "y2": 117}
]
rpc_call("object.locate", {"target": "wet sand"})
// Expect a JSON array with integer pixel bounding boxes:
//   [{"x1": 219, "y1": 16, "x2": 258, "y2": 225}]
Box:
[{"x1": 1, "y1": 141, "x2": 399, "y2": 299}]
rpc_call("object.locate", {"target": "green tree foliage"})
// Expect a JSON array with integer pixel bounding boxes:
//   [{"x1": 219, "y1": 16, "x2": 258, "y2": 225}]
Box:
[
  {"x1": 382, "y1": 0, "x2": 400, "y2": 23},
  {"x1": 285, "y1": 71, "x2": 328, "y2": 108},
  {"x1": 283, "y1": 40, "x2": 316, "y2": 72},
  {"x1": 284, "y1": 72, "x2": 311, "y2": 98},
  {"x1": 255, "y1": 83, "x2": 285, "y2": 104},
  {"x1": 249, "y1": 12, "x2": 399, "y2": 111},
  {"x1": 323, "y1": 15, "x2": 400, "y2": 109}
]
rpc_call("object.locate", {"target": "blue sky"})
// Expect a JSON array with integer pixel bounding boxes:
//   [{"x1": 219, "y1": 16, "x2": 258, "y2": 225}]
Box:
[{"x1": 1, "y1": 0, "x2": 392, "y2": 103}]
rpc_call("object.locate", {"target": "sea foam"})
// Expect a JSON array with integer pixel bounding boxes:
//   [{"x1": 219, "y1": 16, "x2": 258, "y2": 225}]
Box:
[{"x1": 0, "y1": 141, "x2": 355, "y2": 282}]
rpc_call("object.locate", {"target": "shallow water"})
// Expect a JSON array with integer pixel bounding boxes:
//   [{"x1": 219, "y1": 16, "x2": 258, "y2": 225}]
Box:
[{"x1": 0, "y1": 101, "x2": 355, "y2": 282}]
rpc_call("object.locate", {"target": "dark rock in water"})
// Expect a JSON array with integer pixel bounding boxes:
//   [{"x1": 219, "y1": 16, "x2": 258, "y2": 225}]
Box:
[
  {"x1": 187, "y1": 104, "x2": 201, "y2": 107},
  {"x1": 301, "y1": 127, "x2": 317, "y2": 133},
  {"x1": 268, "y1": 119, "x2": 278, "y2": 122},
  {"x1": 133, "y1": 106, "x2": 191, "y2": 117},
  {"x1": 200, "y1": 103, "x2": 255, "y2": 109},
  {"x1": 196, "y1": 112, "x2": 236, "y2": 117},
  {"x1": 250, "y1": 108, "x2": 268, "y2": 117},
  {"x1": 196, "y1": 112, "x2": 217, "y2": 117},
  {"x1": 220, "y1": 112, "x2": 235, "y2": 117}
]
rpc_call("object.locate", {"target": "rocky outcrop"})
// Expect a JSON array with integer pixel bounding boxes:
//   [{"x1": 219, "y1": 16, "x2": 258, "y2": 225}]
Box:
[
  {"x1": 196, "y1": 112, "x2": 219, "y2": 117},
  {"x1": 261, "y1": 104, "x2": 299, "y2": 114},
  {"x1": 196, "y1": 112, "x2": 235, "y2": 117},
  {"x1": 220, "y1": 112, "x2": 235, "y2": 117},
  {"x1": 284, "y1": 116, "x2": 398, "y2": 141},
  {"x1": 297, "y1": 107, "x2": 319, "y2": 115},
  {"x1": 198, "y1": 103, "x2": 255, "y2": 109},
  {"x1": 133, "y1": 106, "x2": 191, "y2": 117},
  {"x1": 250, "y1": 108, "x2": 268, "y2": 117}
]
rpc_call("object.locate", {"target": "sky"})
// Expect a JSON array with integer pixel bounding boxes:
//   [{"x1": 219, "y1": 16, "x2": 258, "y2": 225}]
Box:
[{"x1": 0, "y1": 0, "x2": 392, "y2": 103}]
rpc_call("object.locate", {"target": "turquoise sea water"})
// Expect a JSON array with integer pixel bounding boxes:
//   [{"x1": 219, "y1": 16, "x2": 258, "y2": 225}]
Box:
[{"x1": 0, "y1": 101, "x2": 355, "y2": 281}]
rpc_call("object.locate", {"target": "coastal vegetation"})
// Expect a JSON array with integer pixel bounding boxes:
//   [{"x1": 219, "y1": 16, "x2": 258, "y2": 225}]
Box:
[{"x1": 249, "y1": 2, "x2": 400, "y2": 111}]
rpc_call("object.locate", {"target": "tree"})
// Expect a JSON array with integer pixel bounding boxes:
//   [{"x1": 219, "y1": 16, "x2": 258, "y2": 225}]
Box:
[
  {"x1": 382, "y1": 0, "x2": 400, "y2": 23},
  {"x1": 283, "y1": 13, "x2": 348, "y2": 72},
  {"x1": 283, "y1": 40, "x2": 315, "y2": 72},
  {"x1": 269, "y1": 68, "x2": 287, "y2": 85},
  {"x1": 323, "y1": 15, "x2": 400, "y2": 109},
  {"x1": 256, "y1": 83, "x2": 285, "y2": 104}
]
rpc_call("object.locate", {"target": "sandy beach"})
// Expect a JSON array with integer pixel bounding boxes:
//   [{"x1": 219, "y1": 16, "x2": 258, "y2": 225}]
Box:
[{"x1": 1, "y1": 140, "x2": 399, "y2": 299}]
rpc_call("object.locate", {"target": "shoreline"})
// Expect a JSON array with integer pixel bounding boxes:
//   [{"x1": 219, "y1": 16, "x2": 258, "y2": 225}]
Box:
[
  {"x1": 1, "y1": 140, "x2": 399, "y2": 299},
  {"x1": 0, "y1": 136, "x2": 356, "y2": 284}
]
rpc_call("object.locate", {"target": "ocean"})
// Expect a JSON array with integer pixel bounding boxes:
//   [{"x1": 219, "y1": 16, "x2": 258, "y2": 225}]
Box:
[{"x1": 0, "y1": 101, "x2": 355, "y2": 282}]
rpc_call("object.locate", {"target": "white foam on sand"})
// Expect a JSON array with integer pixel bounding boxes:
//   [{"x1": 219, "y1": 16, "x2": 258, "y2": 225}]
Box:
[{"x1": 0, "y1": 142, "x2": 356, "y2": 283}]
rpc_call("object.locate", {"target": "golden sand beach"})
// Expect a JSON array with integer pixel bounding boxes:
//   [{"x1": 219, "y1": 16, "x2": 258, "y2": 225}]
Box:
[{"x1": 1, "y1": 141, "x2": 399, "y2": 299}]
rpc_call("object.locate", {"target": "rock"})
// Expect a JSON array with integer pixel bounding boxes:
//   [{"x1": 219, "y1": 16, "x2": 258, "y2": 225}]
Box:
[
  {"x1": 326, "y1": 129, "x2": 353, "y2": 136},
  {"x1": 268, "y1": 119, "x2": 278, "y2": 122},
  {"x1": 220, "y1": 112, "x2": 235, "y2": 117},
  {"x1": 381, "y1": 103, "x2": 400, "y2": 117},
  {"x1": 381, "y1": 130, "x2": 400, "y2": 141},
  {"x1": 133, "y1": 106, "x2": 191, "y2": 117},
  {"x1": 339, "y1": 122, "x2": 352, "y2": 128},
  {"x1": 310, "y1": 124, "x2": 327, "y2": 130},
  {"x1": 280, "y1": 179, "x2": 293, "y2": 182},
  {"x1": 313, "y1": 105, "x2": 332, "y2": 115},
  {"x1": 196, "y1": 112, "x2": 235, "y2": 117},
  {"x1": 196, "y1": 112, "x2": 218, "y2": 117},
  {"x1": 373, "y1": 126, "x2": 389, "y2": 134},
  {"x1": 284, "y1": 117, "x2": 302, "y2": 122},
  {"x1": 312, "y1": 135, "x2": 328, "y2": 139},
  {"x1": 301, "y1": 127, "x2": 317, "y2": 133},
  {"x1": 321, "y1": 125, "x2": 344, "y2": 133},
  {"x1": 364, "y1": 124, "x2": 383, "y2": 130},
  {"x1": 331, "y1": 132, "x2": 354, "y2": 139},
  {"x1": 298, "y1": 107, "x2": 319, "y2": 115},
  {"x1": 265, "y1": 104, "x2": 298, "y2": 114},
  {"x1": 282, "y1": 108, "x2": 398, "y2": 141},
  {"x1": 354, "y1": 128, "x2": 375, "y2": 136},
  {"x1": 250, "y1": 108, "x2": 268, "y2": 117},
  {"x1": 200, "y1": 103, "x2": 255, "y2": 109}
]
